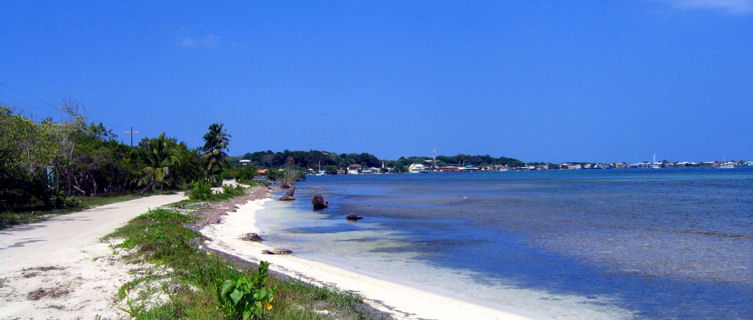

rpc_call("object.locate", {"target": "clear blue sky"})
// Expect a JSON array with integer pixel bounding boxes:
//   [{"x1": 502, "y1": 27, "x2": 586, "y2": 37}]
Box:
[{"x1": 1, "y1": 1, "x2": 752, "y2": 163}]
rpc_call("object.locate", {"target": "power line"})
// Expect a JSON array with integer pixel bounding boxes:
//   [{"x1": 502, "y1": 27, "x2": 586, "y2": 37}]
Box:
[
  {"x1": 0, "y1": 92, "x2": 55, "y2": 119},
  {"x1": 0, "y1": 81, "x2": 60, "y2": 111},
  {"x1": 0, "y1": 81, "x2": 145, "y2": 143}
]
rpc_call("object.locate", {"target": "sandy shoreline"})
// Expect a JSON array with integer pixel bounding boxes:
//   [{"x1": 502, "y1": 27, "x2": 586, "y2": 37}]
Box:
[{"x1": 199, "y1": 194, "x2": 532, "y2": 320}]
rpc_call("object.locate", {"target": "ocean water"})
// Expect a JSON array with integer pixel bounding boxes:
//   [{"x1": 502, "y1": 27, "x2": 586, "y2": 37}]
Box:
[{"x1": 255, "y1": 168, "x2": 753, "y2": 319}]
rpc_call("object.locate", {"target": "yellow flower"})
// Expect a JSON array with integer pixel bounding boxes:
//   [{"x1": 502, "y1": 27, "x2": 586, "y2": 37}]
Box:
[{"x1": 266, "y1": 303, "x2": 273, "y2": 311}]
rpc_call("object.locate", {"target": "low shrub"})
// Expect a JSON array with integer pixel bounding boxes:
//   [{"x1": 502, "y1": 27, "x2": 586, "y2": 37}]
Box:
[
  {"x1": 189, "y1": 181, "x2": 213, "y2": 201},
  {"x1": 219, "y1": 261, "x2": 275, "y2": 320},
  {"x1": 52, "y1": 195, "x2": 80, "y2": 209}
]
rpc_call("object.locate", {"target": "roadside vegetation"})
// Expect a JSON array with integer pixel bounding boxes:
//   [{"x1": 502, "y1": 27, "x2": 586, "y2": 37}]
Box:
[
  {"x1": 105, "y1": 189, "x2": 390, "y2": 320},
  {"x1": 0, "y1": 193, "x2": 143, "y2": 228},
  {"x1": 0, "y1": 104, "x2": 234, "y2": 229}
]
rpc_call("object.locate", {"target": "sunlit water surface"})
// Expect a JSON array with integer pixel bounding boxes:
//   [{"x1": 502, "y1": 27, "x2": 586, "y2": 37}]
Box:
[{"x1": 256, "y1": 168, "x2": 753, "y2": 319}]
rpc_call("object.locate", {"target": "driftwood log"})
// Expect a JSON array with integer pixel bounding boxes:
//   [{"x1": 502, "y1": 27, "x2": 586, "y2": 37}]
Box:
[
  {"x1": 279, "y1": 186, "x2": 295, "y2": 201},
  {"x1": 262, "y1": 248, "x2": 293, "y2": 255}
]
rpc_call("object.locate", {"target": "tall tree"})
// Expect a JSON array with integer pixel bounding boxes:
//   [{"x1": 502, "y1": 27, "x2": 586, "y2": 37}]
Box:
[
  {"x1": 138, "y1": 132, "x2": 179, "y2": 194},
  {"x1": 202, "y1": 123, "x2": 230, "y2": 184}
]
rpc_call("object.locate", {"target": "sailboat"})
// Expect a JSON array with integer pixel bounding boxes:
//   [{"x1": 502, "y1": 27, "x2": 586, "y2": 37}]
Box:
[{"x1": 651, "y1": 153, "x2": 661, "y2": 169}]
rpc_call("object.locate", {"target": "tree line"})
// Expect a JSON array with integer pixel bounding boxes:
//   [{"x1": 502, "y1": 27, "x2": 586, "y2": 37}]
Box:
[
  {"x1": 237, "y1": 150, "x2": 382, "y2": 169},
  {"x1": 233, "y1": 150, "x2": 525, "y2": 173},
  {"x1": 390, "y1": 154, "x2": 525, "y2": 170},
  {"x1": 0, "y1": 105, "x2": 230, "y2": 212}
]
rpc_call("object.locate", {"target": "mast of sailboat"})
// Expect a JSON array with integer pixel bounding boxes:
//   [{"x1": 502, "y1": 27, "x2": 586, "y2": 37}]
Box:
[{"x1": 433, "y1": 146, "x2": 437, "y2": 170}]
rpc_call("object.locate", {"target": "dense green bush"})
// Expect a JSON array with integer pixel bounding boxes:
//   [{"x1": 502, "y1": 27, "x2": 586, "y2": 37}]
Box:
[
  {"x1": 222, "y1": 166, "x2": 258, "y2": 182},
  {"x1": 189, "y1": 181, "x2": 213, "y2": 201},
  {"x1": 1, "y1": 106, "x2": 219, "y2": 213}
]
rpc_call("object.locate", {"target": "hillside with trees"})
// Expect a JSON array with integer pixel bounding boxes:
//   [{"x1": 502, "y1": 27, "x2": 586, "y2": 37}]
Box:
[{"x1": 234, "y1": 150, "x2": 525, "y2": 173}]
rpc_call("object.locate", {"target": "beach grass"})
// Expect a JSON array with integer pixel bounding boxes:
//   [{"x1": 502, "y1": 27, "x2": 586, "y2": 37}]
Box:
[{"x1": 105, "y1": 204, "x2": 390, "y2": 319}]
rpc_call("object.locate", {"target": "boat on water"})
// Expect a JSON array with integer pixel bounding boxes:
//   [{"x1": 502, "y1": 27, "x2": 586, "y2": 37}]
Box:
[
  {"x1": 652, "y1": 153, "x2": 661, "y2": 169},
  {"x1": 719, "y1": 162, "x2": 735, "y2": 169},
  {"x1": 408, "y1": 163, "x2": 426, "y2": 174}
]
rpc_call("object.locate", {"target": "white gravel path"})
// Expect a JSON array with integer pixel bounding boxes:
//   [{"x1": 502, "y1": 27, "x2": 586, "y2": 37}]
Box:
[{"x1": 0, "y1": 194, "x2": 185, "y2": 319}]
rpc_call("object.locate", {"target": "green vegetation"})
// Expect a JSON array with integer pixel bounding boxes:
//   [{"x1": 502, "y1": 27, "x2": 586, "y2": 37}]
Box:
[
  {"x1": 0, "y1": 193, "x2": 142, "y2": 229},
  {"x1": 0, "y1": 104, "x2": 237, "y2": 228},
  {"x1": 388, "y1": 154, "x2": 525, "y2": 172},
  {"x1": 138, "y1": 132, "x2": 181, "y2": 194},
  {"x1": 221, "y1": 165, "x2": 260, "y2": 183},
  {"x1": 106, "y1": 201, "x2": 389, "y2": 319},
  {"x1": 78, "y1": 194, "x2": 142, "y2": 207},
  {"x1": 203, "y1": 123, "x2": 231, "y2": 185},
  {"x1": 233, "y1": 150, "x2": 526, "y2": 174},
  {"x1": 188, "y1": 181, "x2": 213, "y2": 201},
  {"x1": 238, "y1": 150, "x2": 382, "y2": 170},
  {"x1": 219, "y1": 261, "x2": 274, "y2": 320},
  {"x1": 188, "y1": 181, "x2": 246, "y2": 202}
]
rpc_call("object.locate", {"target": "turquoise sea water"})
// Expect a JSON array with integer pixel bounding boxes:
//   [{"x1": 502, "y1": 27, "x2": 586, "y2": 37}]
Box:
[{"x1": 256, "y1": 168, "x2": 753, "y2": 319}]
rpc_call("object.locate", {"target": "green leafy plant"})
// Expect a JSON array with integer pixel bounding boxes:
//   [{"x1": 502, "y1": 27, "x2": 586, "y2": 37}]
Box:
[
  {"x1": 219, "y1": 261, "x2": 275, "y2": 320},
  {"x1": 188, "y1": 181, "x2": 213, "y2": 201}
]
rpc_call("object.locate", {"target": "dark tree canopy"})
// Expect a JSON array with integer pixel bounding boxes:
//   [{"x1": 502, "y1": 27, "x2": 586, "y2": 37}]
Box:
[
  {"x1": 237, "y1": 150, "x2": 524, "y2": 170},
  {"x1": 202, "y1": 123, "x2": 231, "y2": 183}
]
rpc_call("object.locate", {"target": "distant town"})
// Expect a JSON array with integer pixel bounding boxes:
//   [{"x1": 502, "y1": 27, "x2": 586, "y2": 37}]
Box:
[
  {"x1": 302, "y1": 160, "x2": 751, "y2": 175},
  {"x1": 234, "y1": 150, "x2": 752, "y2": 176}
]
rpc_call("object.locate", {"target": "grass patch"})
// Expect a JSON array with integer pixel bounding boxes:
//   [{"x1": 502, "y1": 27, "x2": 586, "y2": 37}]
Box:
[
  {"x1": 107, "y1": 204, "x2": 390, "y2": 320},
  {"x1": 118, "y1": 274, "x2": 169, "y2": 300},
  {"x1": 1, "y1": 193, "x2": 143, "y2": 230},
  {"x1": 77, "y1": 194, "x2": 142, "y2": 208}
]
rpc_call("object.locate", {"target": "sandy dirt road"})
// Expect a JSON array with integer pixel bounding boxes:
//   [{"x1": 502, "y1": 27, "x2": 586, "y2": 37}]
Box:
[{"x1": 0, "y1": 193, "x2": 185, "y2": 319}]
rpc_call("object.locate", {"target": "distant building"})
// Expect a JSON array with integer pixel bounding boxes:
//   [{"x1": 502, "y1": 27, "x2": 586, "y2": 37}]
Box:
[
  {"x1": 239, "y1": 159, "x2": 252, "y2": 166},
  {"x1": 494, "y1": 165, "x2": 509, "y2": 171},
  {"x1": 562, "y1": 163, "x2": 582, "y2": 170}
]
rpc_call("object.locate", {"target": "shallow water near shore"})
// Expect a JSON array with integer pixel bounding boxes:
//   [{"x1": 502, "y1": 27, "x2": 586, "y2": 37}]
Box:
[{"x1": 256, "y1": 168, "x2": 753, "y2": 319}]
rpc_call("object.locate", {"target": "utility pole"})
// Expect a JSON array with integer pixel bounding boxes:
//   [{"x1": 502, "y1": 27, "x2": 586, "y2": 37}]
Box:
[{"x1": 124, "y1": 127, "x2": 139, "y2": 147}]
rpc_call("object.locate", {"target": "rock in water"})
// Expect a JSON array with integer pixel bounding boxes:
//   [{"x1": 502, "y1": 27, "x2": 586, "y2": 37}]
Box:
[
  {"x1": 240, "y1": 233, "x2": 263, "y2": 242},
  {"x1": 279, "y1": 186, "x2": 295, "y2": 201},
  {"x1": 280, "y1": 181, "x2": 293, "y2": 189},
  {"x1": 262, "y1": 248, "x2": 293, "y2": 255},
  {"x1": 312, "y1": 194, "x2": 328, "y2": 210},
  {"x1": 346, "y1": 213, "x2": 363, "y2": 221}
]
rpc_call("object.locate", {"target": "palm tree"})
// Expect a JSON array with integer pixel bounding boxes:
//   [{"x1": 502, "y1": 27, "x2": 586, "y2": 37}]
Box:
[
  {"x1": 138, "y1": 132, "x2": 179, "y2": 194},
  {"x1": 202, "y1": 123, "x2": 230, "y2": 184}
]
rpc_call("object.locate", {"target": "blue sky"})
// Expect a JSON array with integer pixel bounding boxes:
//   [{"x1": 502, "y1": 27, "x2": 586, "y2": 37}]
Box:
[{"x1": 1, "y1": 1, "x2": 752, "y2": 163}]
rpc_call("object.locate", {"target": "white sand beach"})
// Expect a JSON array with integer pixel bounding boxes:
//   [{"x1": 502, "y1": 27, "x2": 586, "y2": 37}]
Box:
[{"x1": 200, "y1": 198, "x2": 533, "y2": 320}]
